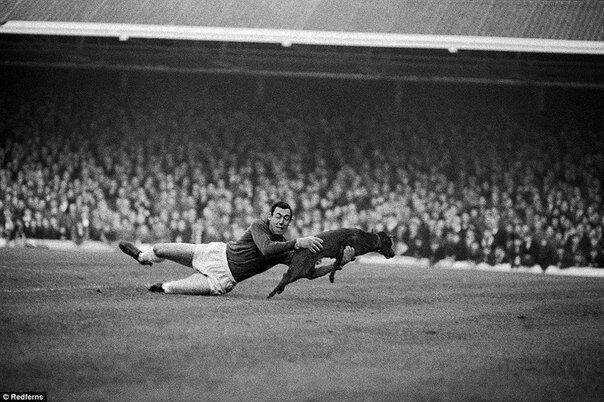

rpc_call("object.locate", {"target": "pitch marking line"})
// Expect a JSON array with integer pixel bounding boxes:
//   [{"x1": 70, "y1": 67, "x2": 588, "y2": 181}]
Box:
[
  {"x1": 0, "y1": 263, "x2": 52, "y2": 288},
  {"x1": 0, "y1": 283, "x2": 142, "y2": 293},
  {"x1": 0, "y1": 263, "x2": 104, "y2": 275},
  {"x1": 0, "y1": 264, "x2": 152, "y2": 293},
  {"x1": 0, "y1": 284, "x2": 111, "y2": 293},
  {"x1": 0, "y1": 265, "x2": 55, "y2": 274}
]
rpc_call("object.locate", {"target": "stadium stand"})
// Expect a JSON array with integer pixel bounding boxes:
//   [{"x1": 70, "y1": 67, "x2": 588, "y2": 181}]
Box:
[
  {"x1": 0, "y1": 1, "x2": 602, "y2": 272},
  {"x1": 1, "y1": 70, "x2": 602, "y2": 270}
]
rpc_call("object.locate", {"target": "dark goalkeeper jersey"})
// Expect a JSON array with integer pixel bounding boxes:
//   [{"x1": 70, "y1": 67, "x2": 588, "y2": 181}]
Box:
[{"x1": 226, "y1": 219, "x2": 296, "y2": 282}]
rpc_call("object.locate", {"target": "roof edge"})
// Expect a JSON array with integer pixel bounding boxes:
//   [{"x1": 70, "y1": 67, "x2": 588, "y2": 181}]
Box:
[{"x1": 2, "y1": 21, "x2": 604, "y2": 54}]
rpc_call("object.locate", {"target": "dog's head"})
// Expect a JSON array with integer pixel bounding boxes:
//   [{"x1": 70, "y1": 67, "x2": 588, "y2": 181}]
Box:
[{"x1": 376, "y1": 231, "x2": 396, "y2": 259}]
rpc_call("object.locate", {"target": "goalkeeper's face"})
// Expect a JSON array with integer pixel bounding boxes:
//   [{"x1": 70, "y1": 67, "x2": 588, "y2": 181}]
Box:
[{"x1": 269, "y1": 207, "x2": 292, "y2": 236}]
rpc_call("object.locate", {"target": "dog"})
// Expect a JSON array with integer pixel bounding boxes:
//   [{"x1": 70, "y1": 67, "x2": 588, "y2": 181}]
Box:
[{"x1": 267, "y1": 228, "x2": 395, "y2": 298}]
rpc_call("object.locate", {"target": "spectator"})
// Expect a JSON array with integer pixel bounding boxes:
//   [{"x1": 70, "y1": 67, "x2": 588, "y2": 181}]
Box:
[
  {"x1": 520, "y1": 232, "x2": 539, "y2": 267},
  {"x1": 0, "y1": 78, "x2": 601, "y2": 270}
]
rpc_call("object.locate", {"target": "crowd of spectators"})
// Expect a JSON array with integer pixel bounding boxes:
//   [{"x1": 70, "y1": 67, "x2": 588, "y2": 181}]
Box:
[{"x1": 1, "y1": 79, "x2": 602, "y2": 270}]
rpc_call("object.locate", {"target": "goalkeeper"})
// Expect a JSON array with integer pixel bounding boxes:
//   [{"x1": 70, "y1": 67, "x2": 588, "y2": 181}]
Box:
[{"x1": 119, "y1": 201, "x2": 355, "y2": 295}]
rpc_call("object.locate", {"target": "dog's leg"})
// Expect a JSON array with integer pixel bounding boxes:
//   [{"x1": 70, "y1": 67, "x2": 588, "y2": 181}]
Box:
[
  {"x1": 328, "y1": 245, "x2": 346, "y2": 283},
  {"x1": 267, "y1": 266, "x2": 302, "y2": 298},
  {"x1": 267, "y1": 271, "x2": 290, "y2": 298},
  {"x1": 268, "y1": 255, "x2": 317, "y2": 298}
]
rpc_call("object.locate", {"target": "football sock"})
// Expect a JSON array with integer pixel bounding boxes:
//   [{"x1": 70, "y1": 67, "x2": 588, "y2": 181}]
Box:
[
  {"x1": 162, "y1": 273, "x2": 213, "y2": 295},
  {"x1": 138, "y1": 247, "x2": 165, "y2": 264}
]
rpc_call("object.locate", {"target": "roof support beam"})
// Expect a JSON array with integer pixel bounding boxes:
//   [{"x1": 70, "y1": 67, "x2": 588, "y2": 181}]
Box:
[{"x1": 2, "y1": 20, "x2": 604, "y2": 55}]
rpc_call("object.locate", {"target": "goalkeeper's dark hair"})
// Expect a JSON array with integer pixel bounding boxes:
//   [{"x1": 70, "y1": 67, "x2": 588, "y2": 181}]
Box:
[{"x1": 270, "y1": 201, "x2": 293, "y2": 216}]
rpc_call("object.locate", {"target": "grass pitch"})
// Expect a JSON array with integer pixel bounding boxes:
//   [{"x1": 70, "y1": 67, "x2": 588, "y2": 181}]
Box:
[{"x1": 0, "y1": 248, "x2": 602, "y2": 401}]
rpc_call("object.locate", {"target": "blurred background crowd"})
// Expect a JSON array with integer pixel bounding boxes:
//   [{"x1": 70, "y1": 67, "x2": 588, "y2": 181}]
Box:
[{"x1": 1, "y1": 70, "x2": 602, "y2": 269}]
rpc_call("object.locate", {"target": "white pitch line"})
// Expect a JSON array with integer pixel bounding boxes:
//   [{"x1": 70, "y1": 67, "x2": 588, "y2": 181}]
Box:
[
  {"x1": 0, "y1": 284, "x2": 109, "y2": 293},
  {"x1": 0, "y1": 264, "x2": 52, "y2": 274},
  {"x1": 0, "y1": 263, "x2": 52, "y2": 288},
  {"x1": 0, "y1": 263, "x2": 104, "y2": 275},
  {"x1": 0, "y1": 264, "x2": 147, "y2": 293}
]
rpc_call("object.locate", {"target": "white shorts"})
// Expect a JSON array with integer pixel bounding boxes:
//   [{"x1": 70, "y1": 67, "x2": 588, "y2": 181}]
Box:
[{"x1": 192, "y1": 242, "x2": 236, "y2": 295}]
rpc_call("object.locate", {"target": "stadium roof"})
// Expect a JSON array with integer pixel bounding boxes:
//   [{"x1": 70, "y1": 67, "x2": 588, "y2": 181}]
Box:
[
  {"x1": 1, "y1": 1, "x2": 603, "y2": 87},
  {"x1": 1, "y1": 0, "x2": 603, "y2": 54}
]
